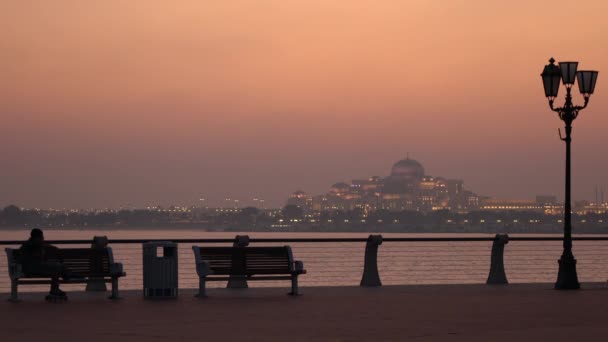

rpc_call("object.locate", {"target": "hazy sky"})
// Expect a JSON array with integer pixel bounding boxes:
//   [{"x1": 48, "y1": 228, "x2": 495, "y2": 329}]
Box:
[{"x1": 1, "y1": 1, "x2": 608, "y2": 208}]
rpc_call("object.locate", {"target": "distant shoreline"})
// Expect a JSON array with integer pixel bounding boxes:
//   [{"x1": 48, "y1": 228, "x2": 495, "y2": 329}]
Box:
[{"x1": 1, "y1": 223, "x2": 607, "y2": 234}]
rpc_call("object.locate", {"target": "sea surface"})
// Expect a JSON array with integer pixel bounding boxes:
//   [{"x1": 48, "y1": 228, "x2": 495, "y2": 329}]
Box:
[{"x1": 2, "y1": 229, "x2": 608, "y2": 292}]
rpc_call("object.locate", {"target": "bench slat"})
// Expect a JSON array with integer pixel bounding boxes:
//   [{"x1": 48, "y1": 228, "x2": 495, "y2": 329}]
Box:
[
  {"x1": 7, "y1": 247, "x2": 118, "y2": 278},
  {"x1": 194, "y1": 246, "x2": 295, "y2": 277}
]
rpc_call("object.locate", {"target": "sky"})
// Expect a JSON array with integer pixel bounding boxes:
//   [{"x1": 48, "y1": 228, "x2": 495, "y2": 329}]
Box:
[{"x1": 1, "y1": 0, "x2": 608, "y2": 209}]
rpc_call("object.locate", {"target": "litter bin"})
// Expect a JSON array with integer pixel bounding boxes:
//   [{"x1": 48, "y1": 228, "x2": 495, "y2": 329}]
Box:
[{"x1": 143, "y1": 241, "x2": 178, "y2": 298}]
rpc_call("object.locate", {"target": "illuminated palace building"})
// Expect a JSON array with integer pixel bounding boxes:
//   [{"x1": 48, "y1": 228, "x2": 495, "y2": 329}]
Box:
[{"x1": 288, "y1": 158, "x2": 480, "y2": 213}]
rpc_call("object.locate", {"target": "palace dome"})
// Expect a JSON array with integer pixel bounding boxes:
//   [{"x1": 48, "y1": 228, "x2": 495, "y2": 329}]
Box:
[{"x1": 390, "y1": 158, "x2": 425, "y2": 180}]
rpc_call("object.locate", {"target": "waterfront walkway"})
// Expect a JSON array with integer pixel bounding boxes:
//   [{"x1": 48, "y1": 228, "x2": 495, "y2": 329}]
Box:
[{"x1": 1, "y1": 283, "x2": 607, "y2": 341}]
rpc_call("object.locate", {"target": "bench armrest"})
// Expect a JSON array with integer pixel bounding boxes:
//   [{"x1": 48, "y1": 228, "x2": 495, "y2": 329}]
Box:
[
  {"x1": 293, "y1": 260, "x2": 306, "y2": 274},
  {"x1": 8, "y1": 262, "x2": 24, "y2": 280},
  {"x1": 109, "y1": 262, "x2": 125, "y2": 276},
  {"x1": 196, "y1": 260, "x2": 214, "y2": 277},
  {"x1": 5, "y1": 248, "x2": 23, "y2": 279}
]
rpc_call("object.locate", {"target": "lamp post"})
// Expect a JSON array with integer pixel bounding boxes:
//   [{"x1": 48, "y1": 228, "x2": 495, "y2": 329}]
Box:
[{"x1": 540, "y1": 58, "x2": 599, "y2": 290}]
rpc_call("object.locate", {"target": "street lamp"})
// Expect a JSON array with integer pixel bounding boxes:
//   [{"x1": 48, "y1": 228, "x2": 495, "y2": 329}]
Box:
[{"x1": 540, "y1": 58, "x2": 599, "y2": 290}]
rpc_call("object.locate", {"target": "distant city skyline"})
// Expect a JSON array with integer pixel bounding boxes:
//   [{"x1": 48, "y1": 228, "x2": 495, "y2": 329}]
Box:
[
  {"x1": 287, "y1": 157, "x2": 483, "y2": 213},
  {"x1": 1, "y1": 1, "x2": 607, "y2": 209},
  {"x1": 2, "y1": 153, "x2": 607, "y2": 210}
]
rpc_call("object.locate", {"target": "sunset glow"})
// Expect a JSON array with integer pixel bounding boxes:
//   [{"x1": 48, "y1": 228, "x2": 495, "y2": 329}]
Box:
[{"x1": 2, "y1": 0, "x2": 607, "y2": 208}]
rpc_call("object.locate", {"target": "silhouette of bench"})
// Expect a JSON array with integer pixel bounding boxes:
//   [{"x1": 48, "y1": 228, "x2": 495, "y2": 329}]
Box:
[
  {"x1": 5, "y1": 247, "x2": 126, "y2": 301},
  {"x1": 192, "y1": 246, "x2": 305, "y2": 297}
]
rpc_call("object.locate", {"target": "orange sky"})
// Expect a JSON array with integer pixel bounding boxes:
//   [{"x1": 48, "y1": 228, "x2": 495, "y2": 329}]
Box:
[{"x1": 1, "y1": 1, "x2": 607, "y2": 208}]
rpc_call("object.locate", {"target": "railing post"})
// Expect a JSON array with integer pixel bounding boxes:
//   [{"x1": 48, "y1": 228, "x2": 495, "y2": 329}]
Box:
[
  {"x1": 86, "y1": 236, "x2": 109, "y2": 291},
  {"x1": 227, "y1": 235, "x2": 250, "y2": 289},
  {"x1": 360, "y1": 234, "x2": 383, "y2": 287},
  {"x1": 486, "y1": 234, "x2": 509, "y2": 285}
]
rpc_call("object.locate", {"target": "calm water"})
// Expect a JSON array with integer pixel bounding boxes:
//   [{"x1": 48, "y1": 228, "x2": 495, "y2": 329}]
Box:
[{"x1": 2, "y1": 229, "x2": 608, "y2": 292}]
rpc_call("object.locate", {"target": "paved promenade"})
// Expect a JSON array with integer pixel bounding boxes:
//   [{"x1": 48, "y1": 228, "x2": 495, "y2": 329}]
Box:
[{"x1": 1, "y1": 283, "x2": 607, "y2": 341}]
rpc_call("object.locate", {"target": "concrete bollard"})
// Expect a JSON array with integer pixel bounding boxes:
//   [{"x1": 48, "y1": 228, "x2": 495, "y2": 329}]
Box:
[
  {"x1": 486, "y1": 234, "x2": 509, "y2": 285},
  {"x1": 227, "y1": 235, "x2": 250, "y2": 289},
  {"x1": 86, "y1": 236, "x2": 109, "y2": 291},
  {"x1": 360, "y1": 234, "x2": 383, "y2": 287}
]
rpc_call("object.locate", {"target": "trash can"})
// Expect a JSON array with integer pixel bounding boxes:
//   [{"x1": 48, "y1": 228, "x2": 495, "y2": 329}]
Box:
[{"x1": 142, "y1": 241, "x2": 178, "y2": 298}]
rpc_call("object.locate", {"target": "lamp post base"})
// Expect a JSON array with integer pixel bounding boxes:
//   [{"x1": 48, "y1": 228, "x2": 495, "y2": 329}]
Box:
[{"x1": 555, "y1": 255, "x2": 580, "y2": 290}]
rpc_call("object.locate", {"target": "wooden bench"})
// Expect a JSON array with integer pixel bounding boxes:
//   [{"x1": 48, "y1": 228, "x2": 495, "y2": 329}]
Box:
[
  {"x1": 5, "y1": 247, "x2": 126, "y2": 301},
  {"x1": 192, "y1": 246, "x2": 306, "y2": 297}
]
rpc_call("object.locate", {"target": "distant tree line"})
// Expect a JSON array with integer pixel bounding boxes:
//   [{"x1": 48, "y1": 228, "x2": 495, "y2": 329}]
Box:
[
  {"x1": 1, "y1": 204, "x2": 608, "y2": 233},
  {"x1": 0, "y1": 205, "x2": 172, "y2": 227}
]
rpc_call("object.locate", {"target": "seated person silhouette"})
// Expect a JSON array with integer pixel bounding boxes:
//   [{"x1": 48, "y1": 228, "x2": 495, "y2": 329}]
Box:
[{"x1": 19, "y1": 228, "x2": 70, "y2": 297}]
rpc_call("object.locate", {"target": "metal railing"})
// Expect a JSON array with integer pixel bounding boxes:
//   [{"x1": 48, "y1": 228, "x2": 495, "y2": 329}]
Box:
[{"x1": 2, "y1": 235, "x2": 608, "y2": 293}]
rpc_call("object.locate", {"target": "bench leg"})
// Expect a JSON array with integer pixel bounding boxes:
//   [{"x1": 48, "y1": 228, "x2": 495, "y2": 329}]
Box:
[
  {"x1": 9, "y1": 279, "x2": 20, "y2": 302},
  {"x1": 109, "y1": 277, "x2": 121, "y2": 300},
  {"x1": 195, "y1": 277, "x2": 207, "y2": 298},
  {"x1": 289, "y1": 275, "x2": 300, "y2": 296}
]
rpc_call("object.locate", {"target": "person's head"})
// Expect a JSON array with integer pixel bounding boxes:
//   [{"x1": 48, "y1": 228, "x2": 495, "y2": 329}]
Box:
[{"x1": 30, "y1": 228, "x2": 44, "y2": 243}]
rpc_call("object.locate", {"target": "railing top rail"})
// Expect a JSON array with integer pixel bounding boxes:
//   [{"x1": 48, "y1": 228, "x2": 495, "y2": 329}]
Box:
[{"x1": 1, "y1": 236, "x2": 608, "y2": 245}]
